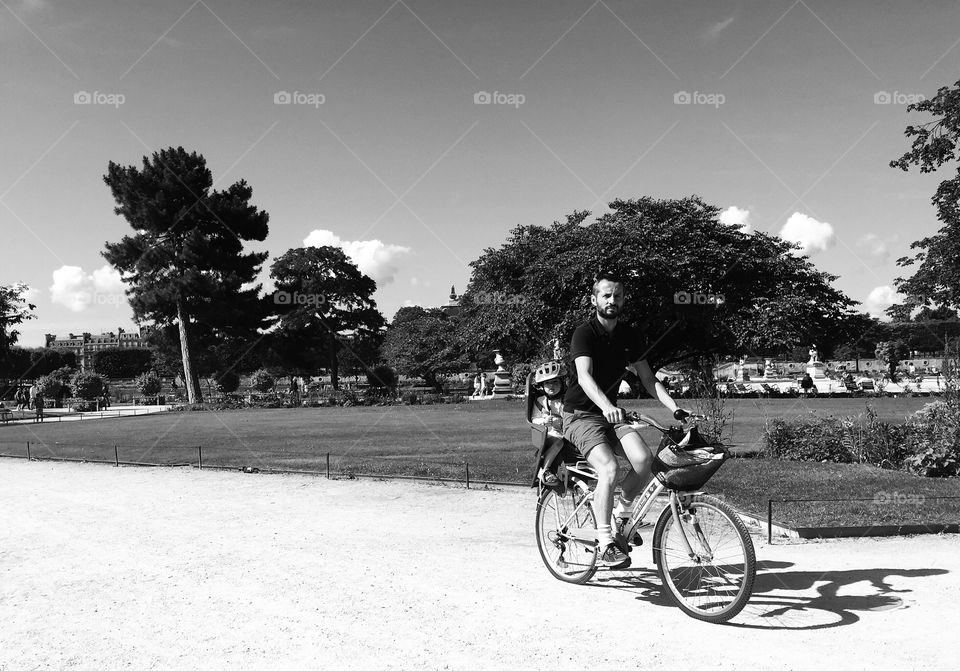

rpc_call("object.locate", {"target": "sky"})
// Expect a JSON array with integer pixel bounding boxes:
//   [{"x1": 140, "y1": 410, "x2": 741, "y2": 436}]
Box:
[{"x1": 2, "y1": 0, "x2": 959, "y2": 347}]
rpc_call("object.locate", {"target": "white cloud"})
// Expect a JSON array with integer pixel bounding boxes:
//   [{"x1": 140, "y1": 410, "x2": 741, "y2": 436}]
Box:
[
  {"x1": 779, "y1": 213, "x2": 835, "y2": 255},
  {"x1": 719, "y1": 205, "x2": 751, "y2": 232},
  {"x1": 856, "y1": 233, "x2": 891, "y2": 262},
  {"x1": 864, "y1": 285, "x2": 902, "y2": 320},
  {"x1": 49, "y1": 264, "x2": 125, "y2": 312},
  {"x1": 706, "y1": 16, "x2": 734, "y2": 40},
  {"x1": 303, "y1": 229, "x2": 410, "y2": 286}
]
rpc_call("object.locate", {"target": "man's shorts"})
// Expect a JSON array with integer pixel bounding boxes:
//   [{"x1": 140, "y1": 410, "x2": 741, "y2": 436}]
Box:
[{"x1": 561, "y1": 409, "x2": 637, "y2": 458}]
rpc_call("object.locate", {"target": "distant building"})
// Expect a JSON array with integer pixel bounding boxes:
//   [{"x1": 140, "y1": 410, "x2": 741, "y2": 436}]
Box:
[
  {"x1": 45, "y1": 326, "x2": 153, "y2": 371},
  {"x1": 441, "y1": 285, "x2": 461, "y2": 317}
]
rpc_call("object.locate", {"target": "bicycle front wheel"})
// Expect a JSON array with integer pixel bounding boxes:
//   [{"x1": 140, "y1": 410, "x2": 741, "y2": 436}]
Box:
[
  {"x1": 653, "y1": 494, "x2": 756, "y2": 623},
  {"x1": 535, "y1": 483, "x2": 598, "y2": 584}
]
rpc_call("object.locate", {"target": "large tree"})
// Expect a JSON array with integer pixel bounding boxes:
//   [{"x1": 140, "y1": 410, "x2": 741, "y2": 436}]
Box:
[
  {"x1": 92, "y1": 347, "x2": 154, "y2": 379},
  {"x1": 268, "y1": 246, "x2": 385, "y2": 390},
  {"x1": 460, "y1": 196, "x2": 860, "y2": 371},
  {"x1": 102, "y1": 147, "x2": 269, "y2": 402},
  {"x1": 0, "y1": 283, "x2": 35, "y2": 364},
  {"x1": 889, "y1": 79, "x2": 960, "y2": 313},
  {"x1": 381, "y1": 306, "x2": 465, "y2": 392}
]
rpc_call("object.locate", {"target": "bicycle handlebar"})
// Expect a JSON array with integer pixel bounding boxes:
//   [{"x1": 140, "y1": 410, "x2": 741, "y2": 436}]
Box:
[{"x1": 624, "y1": 410, "x2": 708, "y2": 433}]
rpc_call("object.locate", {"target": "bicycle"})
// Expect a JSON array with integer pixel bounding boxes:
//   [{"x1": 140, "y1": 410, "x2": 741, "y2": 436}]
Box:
[{"x1": 534, "y1": 411, "x2": 756, "y2": 623}]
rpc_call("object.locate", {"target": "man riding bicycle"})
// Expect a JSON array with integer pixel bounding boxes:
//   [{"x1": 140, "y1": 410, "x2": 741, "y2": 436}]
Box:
[{"x1": 562, "y1": 274, "x2": 688, "y2": 568}]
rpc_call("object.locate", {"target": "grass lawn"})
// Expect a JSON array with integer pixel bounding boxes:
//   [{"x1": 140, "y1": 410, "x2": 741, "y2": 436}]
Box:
[{"x1": 2, "y1": 396, "x2": 956, "y2": 528}]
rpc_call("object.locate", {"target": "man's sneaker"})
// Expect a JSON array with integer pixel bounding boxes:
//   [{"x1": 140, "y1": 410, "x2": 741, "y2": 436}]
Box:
[{"x1": 597, "y1": 542, "x2": 631, "y2": 568}]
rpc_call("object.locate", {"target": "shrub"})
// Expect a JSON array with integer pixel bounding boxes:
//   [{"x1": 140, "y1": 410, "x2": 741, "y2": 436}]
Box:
[
  {"x1": 216, "y1": 370, "x2": 241, "y2": 394},
  {"x1": 903, "y1": 400, "x2": 960, "y2": 477},
  {"x1": 511, "y1": 363, "x2": 532, "y2": 394},
  {"x1": 366, "y1": 365, "x2": 398, "y2": 391},
  {"x1": 33, "y1": 374, "x2": 64, "y2": 400},
  {"x1": 71, "y1": 371, "x2": 106, "y2": 400},
  {"x1": 762, "y1": 415, "x2": 853, "y2": 463},
  {"x1": 251, "y1": 369, "x2": 275, "y2": 393},
  {"x1": 135, "y1": 371, "x2": 162, "y2": 396}
]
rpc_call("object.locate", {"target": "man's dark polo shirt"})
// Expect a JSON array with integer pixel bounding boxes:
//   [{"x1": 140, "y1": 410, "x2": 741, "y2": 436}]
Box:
[{"x1": 563, "y1": 314, "x2": 647, "y2": 414}]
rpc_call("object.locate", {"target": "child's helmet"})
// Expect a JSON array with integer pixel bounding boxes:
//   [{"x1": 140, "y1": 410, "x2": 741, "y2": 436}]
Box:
[{"x1": 534, "y1": 360, "x2": 566, "y2": 384}]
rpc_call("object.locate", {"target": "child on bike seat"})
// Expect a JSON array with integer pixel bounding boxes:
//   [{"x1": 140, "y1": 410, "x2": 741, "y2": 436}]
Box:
[{"x1": 531, "y1": 360, "x2": 566, "y2": 487}]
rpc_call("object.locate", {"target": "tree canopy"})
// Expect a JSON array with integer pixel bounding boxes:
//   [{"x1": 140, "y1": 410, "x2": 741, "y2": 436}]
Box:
[
  {"x1": 102, "y1": 147, "x2": 269, "y2": 402},
  {"x1": 0, "y1": 284, "x2": 35, "y2": 370},
  {"x1": 890, "y1": 79, "x2": 960, "y2": 313},
  {"x1": 268, "y1": 246, "x2": 385, "y2": 390},
  {"x1": 460, "y1": 196, "x2": 861, "y2": 370},
  {"x1": 92, "y1": 347, "x2": 154, "y2": 379},
  {"x1": 381, "y1": 306, "x2": 465, "y2": 391}
]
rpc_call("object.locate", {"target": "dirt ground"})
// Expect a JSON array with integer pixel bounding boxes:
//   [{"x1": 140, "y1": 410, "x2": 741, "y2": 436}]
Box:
[{"x1": 0, "y1": 459, "x2": 957, "y2": 671}]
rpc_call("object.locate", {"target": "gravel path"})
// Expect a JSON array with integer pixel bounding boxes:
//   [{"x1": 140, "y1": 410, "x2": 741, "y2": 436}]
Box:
[{"x1": 0, "y1": 459, "x2": 956, "y2": 670}]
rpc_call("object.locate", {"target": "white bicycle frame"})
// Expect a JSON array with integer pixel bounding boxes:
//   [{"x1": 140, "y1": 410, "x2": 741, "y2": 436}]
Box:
[{"x1": 550, "y1": 460, "x2": 707, "y2": 561}]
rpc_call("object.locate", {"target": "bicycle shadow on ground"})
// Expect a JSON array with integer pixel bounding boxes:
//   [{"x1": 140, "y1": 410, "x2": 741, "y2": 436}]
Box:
[{"x1": 590, "y1": 559, "x2": 947, "y2": 629}]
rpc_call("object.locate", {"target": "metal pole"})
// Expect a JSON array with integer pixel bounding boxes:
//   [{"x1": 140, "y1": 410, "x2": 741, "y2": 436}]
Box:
[
  {"x1": 26, "y1": 442, "x2": 31, "y2": 460},
  {"x1": 465, "y1": 461, "x2": 470, "y2": 489},
  {"x1": 114, "y1": 445, "x2": 119, "y2": 467},
  {"x1": 326, "y1": 453, "x2": 330, "y2": 479},
  {"x1": 768, "y1": 499, "x2": 773, "y2": 545},
  {"x1": 198, "y1": 446, "x2": 203, "y2": 470}
]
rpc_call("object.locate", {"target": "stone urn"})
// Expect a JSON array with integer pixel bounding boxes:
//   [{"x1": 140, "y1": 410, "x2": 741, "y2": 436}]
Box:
[{"x1": 491, "y1": 350, "x2": 514, "y2": 397}]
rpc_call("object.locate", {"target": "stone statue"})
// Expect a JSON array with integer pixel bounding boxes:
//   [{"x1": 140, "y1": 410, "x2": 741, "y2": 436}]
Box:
[{"x1": 808, "y1": 346, "x2": 819, "y2": 365}]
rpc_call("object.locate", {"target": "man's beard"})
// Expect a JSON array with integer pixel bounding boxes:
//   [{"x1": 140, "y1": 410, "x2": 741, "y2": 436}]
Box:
[{"x1": 598, "y1": 304, "x2": 620, "y2": 317}]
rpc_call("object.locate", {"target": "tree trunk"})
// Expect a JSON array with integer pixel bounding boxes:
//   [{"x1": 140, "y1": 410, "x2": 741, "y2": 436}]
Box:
[
  {"x1": 329, "y1": 332, "x2": 340, "y2": 391},
  {"x1": 176, "y1": 299, "x2": 201, "y2": 403}
]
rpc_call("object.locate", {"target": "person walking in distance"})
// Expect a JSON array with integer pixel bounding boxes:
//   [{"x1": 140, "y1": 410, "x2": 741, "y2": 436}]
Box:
[{"x1": 561, "y1": 274, "x2": 688, "y2": 568}]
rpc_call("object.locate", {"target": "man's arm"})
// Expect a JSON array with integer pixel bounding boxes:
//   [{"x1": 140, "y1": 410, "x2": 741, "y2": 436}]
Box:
[
  {"x1": 574, "y1": 356, "x2": 624, "y2": 423},
  {"x1": 630, "y1": 359, "x2": 681, "y2": 415}
]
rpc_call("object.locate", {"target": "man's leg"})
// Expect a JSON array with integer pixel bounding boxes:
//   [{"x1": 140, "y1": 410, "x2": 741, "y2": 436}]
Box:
[
  {"x1": 583, "y1": 442, "x2": 619, "y2": 549},
  {"x1": 617, "y1": 430, "x2": 654, "y2": 501}
]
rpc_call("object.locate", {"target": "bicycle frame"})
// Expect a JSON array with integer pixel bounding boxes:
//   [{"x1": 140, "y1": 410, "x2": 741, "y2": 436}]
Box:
[{"x1": 553, "y1": 461, "x2": 702, "y2": 561}]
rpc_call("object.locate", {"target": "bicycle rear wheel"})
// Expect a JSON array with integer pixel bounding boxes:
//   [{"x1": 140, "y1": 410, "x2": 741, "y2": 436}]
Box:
[
  {"x1": 653, "y1": 494, "x2": 755, "y2": 623},
  {"x1": 535, "y1": 483, "x2": 598, "y2": 584}
]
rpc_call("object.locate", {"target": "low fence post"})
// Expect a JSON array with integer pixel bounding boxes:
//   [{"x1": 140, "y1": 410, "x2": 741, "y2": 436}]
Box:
[
  {"x1": 114, "y1": 445, "x2": 119, "y2": 467},
  {"x1": 768, "y1": 499, "x2": 773, "y2": 545},
  {"x1": 465, "y1": 461, "x2": 470, "y2": 489},
  {"x1": 198, "y1": 446, "x2": 203, "y2": 470},
  {"x1": 326, "y1": 452, "x2": 330, "y2": 479},
  {"x1": 26, "y1": 442, "x2": 31, "y2": 460}
]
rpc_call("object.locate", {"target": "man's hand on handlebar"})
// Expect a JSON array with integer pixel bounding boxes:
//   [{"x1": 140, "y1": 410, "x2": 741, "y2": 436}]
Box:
[{"x1": 602, "y1": 405, "x2": 626, "y2": 424}]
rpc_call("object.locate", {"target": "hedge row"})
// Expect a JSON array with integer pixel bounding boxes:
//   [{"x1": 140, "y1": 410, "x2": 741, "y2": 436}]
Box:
[{"x1": 762, "y1": 401, "x2": 960, "y2": 477}]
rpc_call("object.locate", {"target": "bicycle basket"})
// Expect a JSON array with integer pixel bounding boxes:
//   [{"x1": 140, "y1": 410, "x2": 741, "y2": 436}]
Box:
[{"x1": 653, "y1": 427, "x2": 728, "y2": 490}]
